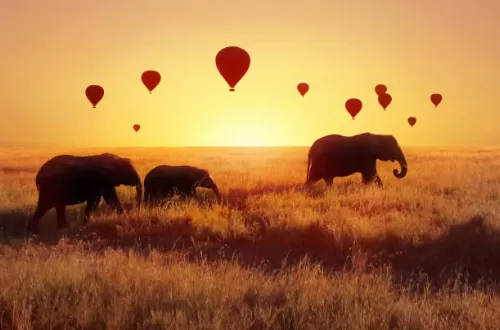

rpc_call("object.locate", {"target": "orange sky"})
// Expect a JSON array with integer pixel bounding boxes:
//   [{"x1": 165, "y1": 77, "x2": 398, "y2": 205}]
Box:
[{"x1": 1, "y1": 0, "x2": 499, "y2": 147}]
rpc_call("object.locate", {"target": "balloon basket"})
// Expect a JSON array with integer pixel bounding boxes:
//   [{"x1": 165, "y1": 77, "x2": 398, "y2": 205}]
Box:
[{"x1": 229, "y1": 88, "x2": 235, "y2": 92}]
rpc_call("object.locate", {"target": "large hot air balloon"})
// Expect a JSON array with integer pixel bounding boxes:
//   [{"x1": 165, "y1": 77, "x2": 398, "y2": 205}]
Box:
[
  {"x1": 345, "y1": 98, "x2": 363, "y2": 120},
  {"x1": 408, "y1": 117, "x2": 417, "y2": 127},
  {"x1": 297, "y1": 82, "x2": 309, "y2": 97},
  {"x1": 378, "y1": 93, "x2": 392, "y2": 110},
  {"x1": 375, "y1": 84, "x2": 387, "y2": 96},
  {"x1": 215, "y1": 46, "x2": 251, "y2": 92},
  {"x1": 430, "y1": 93, "x2": 442, "y2": 107},
  {"x1": 85, "y1": 85, "x2": 104, "y2": 108},
  {"x1": 133, "y1": 124, "x2": 141, "y2": 132},
  {"x1": 141, "y1": 70, "x2": 161, "y2": 94}
]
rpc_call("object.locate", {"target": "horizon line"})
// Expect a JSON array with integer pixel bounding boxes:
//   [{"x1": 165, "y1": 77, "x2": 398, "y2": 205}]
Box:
[{"x1": 2, "y1": 144, "x2": 500, "y2": 149}]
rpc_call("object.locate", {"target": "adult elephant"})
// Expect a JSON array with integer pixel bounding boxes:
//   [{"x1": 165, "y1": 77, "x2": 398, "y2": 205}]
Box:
[
  {"x1": 144, "y1": 165, "x2": 221, "y2": 204},
  {"x1": 26, "y1": 153, "x2": 143, "y2": 234},
  {"x1": 305, "y1": 133, "x2": 407, "y2": 187}
]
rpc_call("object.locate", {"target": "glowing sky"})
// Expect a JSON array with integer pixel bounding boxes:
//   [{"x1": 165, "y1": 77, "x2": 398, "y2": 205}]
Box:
[{"x1": 1, "y1": 0, "x2": 499, "y2": 147}]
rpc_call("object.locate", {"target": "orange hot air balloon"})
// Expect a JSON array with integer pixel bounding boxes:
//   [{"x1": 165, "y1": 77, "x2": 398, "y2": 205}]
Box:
[
  {"x1": 408, "y1": 117, "x2": 417, "y2": 127},
  {"x1": 430, "y1": 93, "x2": 442, "y2": 107},
  {"x1": 85, "y1": 85, "x2": 104, "y2": 108},
  {"x1": 141, "y1": 70, "x2": 161, "y2": 94},
  {"x1": 345, "y1": 98, "x2": 363, "y2": 120},
  {"x1": 133, "y1": 124, "x2": 140, "y2": 132},
  {"x1": 378, "y1": 93, "x2": 392, "y2": 110},
  {"x1": 375, "y1": 84, "x2": 387, "y2": 96},
  {"x1": 297, "y1": 82, "x2": 309, "y2": 97},
  {"x1": 215, "y1": 46, "x2": 251, "y2": 91}
]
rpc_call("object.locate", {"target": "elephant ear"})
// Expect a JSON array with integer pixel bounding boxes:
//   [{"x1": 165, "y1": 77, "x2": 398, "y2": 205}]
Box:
[{"x1": 366, "y1": 137, "x2": 383, "y2": 158}]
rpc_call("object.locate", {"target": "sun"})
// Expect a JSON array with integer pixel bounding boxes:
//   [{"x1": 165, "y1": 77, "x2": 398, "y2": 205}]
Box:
[{"x1": 209, "y1": 112, "x2": 281, "y2": 147}]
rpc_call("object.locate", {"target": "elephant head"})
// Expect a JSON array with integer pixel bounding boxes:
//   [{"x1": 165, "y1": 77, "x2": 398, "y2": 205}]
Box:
[
  {"x1": 195, "y1": 171, "x2": 222, "y2": 202},
  {"x1": 367, "y1": 134, "x2": 408, "y2": 178},
  {"x1": 87, "y1": 153, "x2": 143, "y2": 206}
]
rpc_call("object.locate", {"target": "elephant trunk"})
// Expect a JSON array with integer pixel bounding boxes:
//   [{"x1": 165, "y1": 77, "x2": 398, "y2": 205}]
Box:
[
  {"x1": 393, "y1": 147, "x2": 408, "y2": 179},
  {"x1": 135, "y1": 183, "x2": 143, "y2": 207},
  {"x1": 212, "y1": 184, "x2": 222, "y2": 203}
]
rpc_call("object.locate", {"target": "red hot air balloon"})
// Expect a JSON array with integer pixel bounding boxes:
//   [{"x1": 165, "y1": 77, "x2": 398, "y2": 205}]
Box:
[
  {"x1": 430, "y1": 93, "x2": 442, "y2": 107},
  {"x1": 375, "y1": 84, "x2": 387, "y2": 96},
  {"x1": 141, "y1": 70, "x2": 161, "y2": 94},
  {"x1": 345, "y1": 98, "x2": 363, "y2": 119},
  {"x1": 85, "y1": 85, "x2": 104, "y2": 108},
  {"x1": 297, "y1": 82, "x2": 309, "y2": 97},
  {"x1": 133, "y1": 124, "x2": 140, "y2": 132},
  {"x1": 215, "y1": 46, "x2": 251, "y2": 92},
  {"x1": 378, "y1": 93, "x2": 392, "y2": 110},
  {"x1": 408, "y1": 117, "x2": 417, "y2": 127}
]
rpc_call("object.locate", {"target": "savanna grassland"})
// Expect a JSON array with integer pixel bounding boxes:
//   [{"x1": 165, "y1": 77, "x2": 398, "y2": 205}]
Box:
[{"x1": 1, "y1": 146, "x2": 500, "y2": 329}]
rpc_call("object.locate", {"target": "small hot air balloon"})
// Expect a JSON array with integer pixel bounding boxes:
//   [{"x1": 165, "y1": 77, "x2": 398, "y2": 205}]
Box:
[
  {"x1": 297, "y1": 82, "x2": 309, "y2": 97},
  {"x1": 375, "y1": 84, "x2": 387, "y2": 96},
  {"x1": 141, "y1": 70, "x2": 161, "y2": 94},
  {"x1": 345, "y1": 98, "x2": 363, "y2": 120},
  {"x1": 215, "y1": 46, "x2": 251, "y2": 92},
  {"x1": 85, "y1": 85, "x2": 104, "y2": 108},
  {"x1": 378, "y1": 93, "x2": 392, "y2": 110},
  {"x1": 133, "y1": 124, "x2": 140, "y2": 132},
  {"x1": 430, "y1": 93, "x2": 442, "y2": 107},
  {"x1": 408, "y1": 117, "x2": 417, "y2": 127}
]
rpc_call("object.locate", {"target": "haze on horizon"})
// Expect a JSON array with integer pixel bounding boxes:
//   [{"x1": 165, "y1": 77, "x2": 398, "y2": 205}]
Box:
[{"x1": 1, "y1": 0, "x2": 499, "y2": 148}]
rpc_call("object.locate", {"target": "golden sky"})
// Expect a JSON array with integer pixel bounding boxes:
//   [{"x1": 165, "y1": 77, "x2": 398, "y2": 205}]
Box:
[{"x1": 1, "y1": 0, "x2": 499, "y2": 147}]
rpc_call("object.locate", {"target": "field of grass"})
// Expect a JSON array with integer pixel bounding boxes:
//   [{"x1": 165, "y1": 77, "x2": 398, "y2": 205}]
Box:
[{"x1": 1, "y1": 146, "x2": 500, "y2": 329}]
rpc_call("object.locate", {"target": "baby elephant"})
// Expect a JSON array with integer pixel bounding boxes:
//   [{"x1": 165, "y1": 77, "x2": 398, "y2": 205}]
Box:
[{"x1": 144, "y1": 165, "x2": 222, "y2": 204}]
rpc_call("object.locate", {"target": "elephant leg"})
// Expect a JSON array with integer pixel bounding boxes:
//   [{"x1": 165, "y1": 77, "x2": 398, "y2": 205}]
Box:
[
  {"x1": 306, "y1": 162, "x2": 322, "y2": 185},
  {"x1": 102, "y1": 187, "x2": 124, "y2": 214},
  {"x1": 26, "y1": 197, "x2": 51, "y2": 235},
  {"x1": 84, "y1": 194, "x2": 101, "y2": 224},
  {"x1": 55, "y1": 204, "x2": 68, "y2": 229},
  {"x1": 323, "y1": 176, "x2": 334, "y2": 187},
  {"x1": 362, "y1": 172, "x2": 382, "y2": 186}
]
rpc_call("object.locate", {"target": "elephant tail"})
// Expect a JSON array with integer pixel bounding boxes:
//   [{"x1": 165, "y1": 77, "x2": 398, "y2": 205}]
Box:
[{"x1": 305, "y1": 152, "x2": 312, "y2": 183}]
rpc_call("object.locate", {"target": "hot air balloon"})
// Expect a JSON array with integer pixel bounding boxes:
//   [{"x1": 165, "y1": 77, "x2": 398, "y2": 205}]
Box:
[
  {"x1": 378, "y1": 93, "x2": 392, "y2": 110},
  {"x1": 408, "y1": 117, "x2": 417, "y2": 127},
  {"x1": 85, "y1": 85, "x2": 104, "y2": 108},
  {"x1": 430, "y1": 93, "x2": 442, "y2": 107},
  {"x1": 297, "y1": 82, "x2": 309, "y2": 97},
  {"x1": 345, "y1": 98, "x2": 363, "y2": 120},
  {"x1": 215, "y1": 46, "x2": 251, "y2": 92},
  {"x1": 133, "y1": 124, "x2": 140, "y2": 132},
  {"x1": 375, "y1": 84, "x2": 387, "y2": 96},
  {"x1": 141, "y1": 70, "x2": 161, "y2": 94}
]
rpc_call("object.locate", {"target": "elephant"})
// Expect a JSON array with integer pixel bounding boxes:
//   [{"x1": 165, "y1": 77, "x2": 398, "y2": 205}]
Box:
[
  {"x1": 144, "y1": 165, "x2": 221, "y2": 204},
  {"x1": 26, "y1": 153, "x2": 143, "y2": 234},
  {"x1": 305, "y1": 133, "x2": 407, "y2": 187}
]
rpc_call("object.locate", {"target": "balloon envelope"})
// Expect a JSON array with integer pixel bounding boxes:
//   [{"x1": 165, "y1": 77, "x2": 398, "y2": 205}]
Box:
[
  {"x1": 85, "y1": 85, "x2": 104, "y2": 108},
  {"x1": 378, "y1": 93, "x2": 392, "y2": 110},
  {"x1": 408, "y1": 117, "x2": 417, "y2": 127},
  {"x1": 133, "y1": 124, "x2": 140, "y2": 132},
  {"x1": 430, "y1": 93, "x2": 442, "y2": 107},
  {"x1": 375, "y1": 84, "x2": 387, "y2": 96},
  {"x1": 215, "y1": 46, "x2": 251, "y2": 91},
  {"x1": 345, "y1": 98, "x2": 363, "y2": 119},
  {"x1": 141, "y1": 70, "x2": 161, "y2": 93},
  {"x1": 297, "y1": 82, "x2": 309, "y2": 97}
]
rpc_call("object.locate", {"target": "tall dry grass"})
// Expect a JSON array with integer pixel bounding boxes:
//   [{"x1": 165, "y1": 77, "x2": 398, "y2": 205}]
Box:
[{"x1": 1, "y1": 146, "x2": 500, "y2": 329}]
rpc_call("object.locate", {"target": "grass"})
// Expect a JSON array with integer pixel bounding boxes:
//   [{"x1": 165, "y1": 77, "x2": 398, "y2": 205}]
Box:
[{"x1": 1, "y1": 145, "x2": 500, "y2": 329}]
